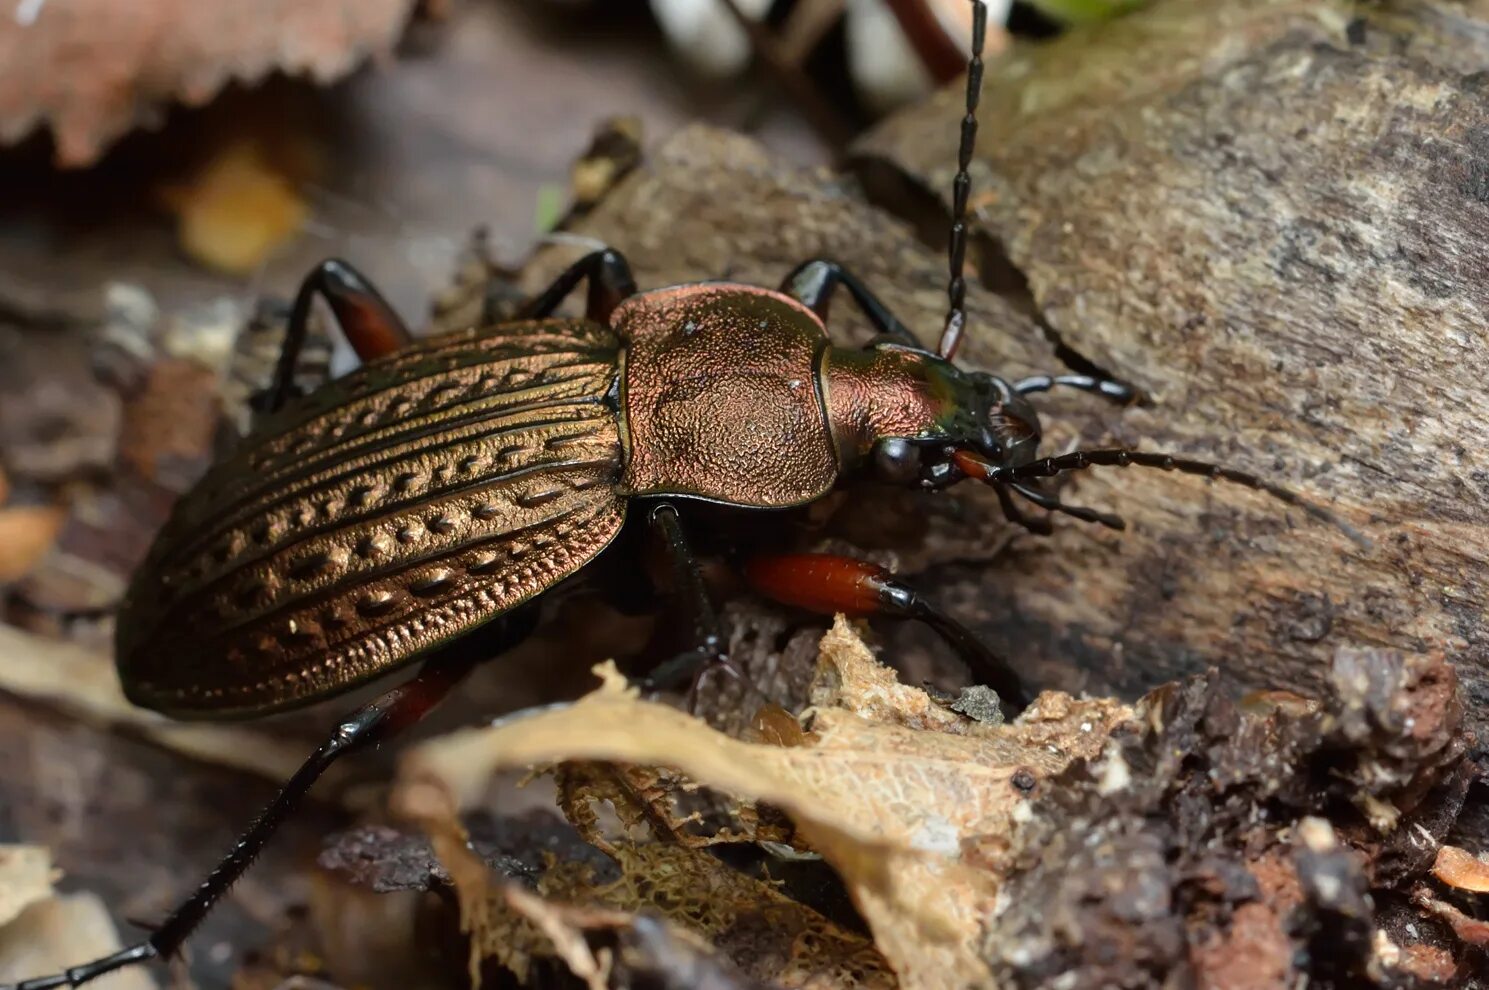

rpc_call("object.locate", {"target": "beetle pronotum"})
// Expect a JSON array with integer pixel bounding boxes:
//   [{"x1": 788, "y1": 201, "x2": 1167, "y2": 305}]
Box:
[{"x1": 9, "y1": 4, "x2": 1359, "y2": 986}]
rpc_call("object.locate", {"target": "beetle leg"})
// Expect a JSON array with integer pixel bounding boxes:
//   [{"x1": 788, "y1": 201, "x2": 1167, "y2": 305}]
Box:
[
  {"x1": 780, "y1": 259, "x2": 923, "y2": 348},
  {"x1": 515, "y1": 248, "x2": 638, "y2": 324},
  {"x1": 744, "y1": 552, "x2": 1029, "y2": 713},
  {"x1": 5, "y1": 648, "x2": 479, "y2": 990},
  {"x1": 637, "y1": 503, "x2": 738, "y2": 703},
  {"x1": 261, "y1": 258, "x2": 412, "y2": 414}
]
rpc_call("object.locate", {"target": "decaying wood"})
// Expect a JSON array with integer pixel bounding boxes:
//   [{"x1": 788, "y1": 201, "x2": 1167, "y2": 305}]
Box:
[
  {"x1": 850, "y1": 0, "x2": 1489, "y2": 734},
  {"x1": 518, "y1": 0, "x2": 1489, "y2": 742}
]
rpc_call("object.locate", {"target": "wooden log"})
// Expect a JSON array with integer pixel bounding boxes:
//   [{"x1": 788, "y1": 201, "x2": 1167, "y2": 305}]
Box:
[{"x1": 522, "y1": 0, "x2": 1489, "y2": 740}]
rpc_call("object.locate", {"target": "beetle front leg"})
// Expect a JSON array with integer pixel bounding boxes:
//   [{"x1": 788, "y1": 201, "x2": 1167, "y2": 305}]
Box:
[
  {"x1": 515, "y1": 248, "x2": 638, "y2": 324},
  {"x1": 260, "y1": 258, "x2": 412, "y2": 414},
  {"x1": 780, "y1": 258, "x2": 922, "y2": 348},
  {"x1": 744, "y1": 552, "x2": 1029, "y2": 713},
  {"x1": 4, "y1": 646, "x2": 479, "y2": 990}
]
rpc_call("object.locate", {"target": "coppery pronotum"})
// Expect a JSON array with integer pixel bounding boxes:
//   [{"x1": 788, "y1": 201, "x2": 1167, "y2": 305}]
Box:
[{"x1": 9, "y1": 4, "x2": 1357, "y2": 986}]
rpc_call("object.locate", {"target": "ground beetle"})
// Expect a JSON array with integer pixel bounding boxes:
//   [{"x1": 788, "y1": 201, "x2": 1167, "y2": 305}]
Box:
[{"x1": 8, "y1": 4, "x2": 1355, "y2": 986}]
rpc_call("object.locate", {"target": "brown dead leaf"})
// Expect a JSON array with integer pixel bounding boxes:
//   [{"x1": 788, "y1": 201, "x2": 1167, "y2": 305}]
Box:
[
  {"x1": 0, "y1": 0, "x2": 416, "y2": 166},
  {"x1": 161, "y1": 139, "x2": 311, "y2": 275},
  {"x1": 541, "y1": 844, "x2": 891, "y2": 990},
  {"x1": 0, "y1": 845, "x2": 54, "y2": 928},
  {"x1": 503, "y1": 887, "x2": 774, "y2": 990},
  {"x1": 0, "y1": 504, "x2": 66, "y2": 582},
  {"x1": 418, "y1": 812, "x2": 885, "y2": 990},
  {"x1": 1431, "y1": 845, "x2": 1489, "y2": 894},
  {"x1": 393, "y1": 619, "x2": 1130, "y2": 990},
  {"x1": 505, "y1": 885, "x2": 615, "y2": 990},
  {"x1": 553, "y1": 761, "x2": 793, "y2": 857}
]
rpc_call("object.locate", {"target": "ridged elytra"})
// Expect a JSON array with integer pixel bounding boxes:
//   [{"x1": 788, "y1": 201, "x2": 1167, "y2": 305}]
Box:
[{"x1": 11, "y1": 4, "x2": 1360, "y2": 987}]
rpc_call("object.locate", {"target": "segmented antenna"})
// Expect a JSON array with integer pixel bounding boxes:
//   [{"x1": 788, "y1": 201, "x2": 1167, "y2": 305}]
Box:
[
  {"x1": 937, "y1": 0, "x2": 988, "y2": 362},
  {"x1": 954, "y1": 448, "x2": 1372, "y2": 549}
]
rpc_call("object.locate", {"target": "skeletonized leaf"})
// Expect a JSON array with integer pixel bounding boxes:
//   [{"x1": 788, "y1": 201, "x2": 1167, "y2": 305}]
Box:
[{"x1": 392, "y1": 619, "x2": 1129, "y2": 990}]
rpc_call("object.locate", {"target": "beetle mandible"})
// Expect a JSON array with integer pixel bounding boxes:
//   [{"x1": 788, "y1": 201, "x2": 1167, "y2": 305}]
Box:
[{"x1": 8, "y1": 4, "x2": 1358, "y2": 987}]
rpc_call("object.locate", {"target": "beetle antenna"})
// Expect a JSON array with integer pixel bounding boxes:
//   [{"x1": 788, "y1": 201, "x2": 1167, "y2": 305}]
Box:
[
  {"x1": 954, "y1": 448, "x2": 1371, "y2": 549},
  {"x1": 937, "y1": 0, "x2": 987, "y2": 362}
]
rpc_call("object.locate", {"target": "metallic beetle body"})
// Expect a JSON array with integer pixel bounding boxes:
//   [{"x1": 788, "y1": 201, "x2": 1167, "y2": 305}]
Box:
[{"x1": 118, "y1": 282, "x2": 1019, "y2": 719}]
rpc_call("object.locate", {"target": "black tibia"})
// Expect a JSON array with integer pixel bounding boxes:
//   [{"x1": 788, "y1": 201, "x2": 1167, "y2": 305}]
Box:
[
  {"x1": 6, "y1": 646, "x2": 481, "y2": 990},
  {"x1": 263, "y1": 258, "x2": 412, "y2": 414},
  {"x1": 638, "y1": 503, "x2": 734, "y2": 696},
  {"x1": 780, "y1": 259, "x2": 921, "y2": 347},
  {"x1": 870, "y1": 573, "x2": 1030, "y2": 713},
  {"x1": 514, "y1": 248, "x2": 638, "y2": 324}
]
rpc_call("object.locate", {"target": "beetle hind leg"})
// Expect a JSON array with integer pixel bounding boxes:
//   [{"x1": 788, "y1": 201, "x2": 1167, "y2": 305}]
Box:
[
  {"x1": 744, "y1": 552, "x2": 1030, "y2": 713},
  {"x1": 258, "y1": 258, "x2": 412, "y2": 415},
  {"x1": 4, "y1": 644, "x2": 483, "y2": 990}
]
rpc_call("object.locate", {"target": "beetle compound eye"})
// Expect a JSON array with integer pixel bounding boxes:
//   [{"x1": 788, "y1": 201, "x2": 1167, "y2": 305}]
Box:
[{"x1": 874, "y1": 438, "x2": 922, "y2": 484}]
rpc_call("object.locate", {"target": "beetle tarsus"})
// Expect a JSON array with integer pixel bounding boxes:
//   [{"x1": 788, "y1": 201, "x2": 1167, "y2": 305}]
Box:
[
  {"x1": 8, "y1": 942, "x2": 158, "y2": 990},
  {"x1": 873, "y1": 574, "x2": 1030, "y2": 714}
]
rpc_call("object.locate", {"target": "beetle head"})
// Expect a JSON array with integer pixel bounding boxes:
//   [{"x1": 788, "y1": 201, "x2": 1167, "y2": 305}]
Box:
[{"x1": 823, "y1": 342, "x2": 1043, "y2": 490}]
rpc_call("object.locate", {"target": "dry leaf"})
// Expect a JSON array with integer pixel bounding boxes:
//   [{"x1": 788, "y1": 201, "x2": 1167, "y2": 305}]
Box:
[
  {"x1": 161, "y1": 139, "x2": 311, "y2": 275},
  {"x1": 503, "y1": 888, "x2": 773, "y2": 990},
  {"x1": 810, "y1": 618, "x2": 998, "y2": 733},
  {"x1": 0, "y1": 504, "x2": 66, "y2": 582},
  {"x1": 0, "y1": 0, "x2": 416, "y2": 166},
  {"x1": 0, "y1": 845, "x2": 54, "y2": 929},
  {"x1": 505, "y1": 886, "x2": 615, "y2": 990},
  {"x1": 545, "y1": 844, "x2": 890, "y2": 989},
  {"x1": 553, "y1": 760, "x2": 793, "y2": 856},
  {"x1": 392, "y1": 619, "x2": 1129, "y2": 990}
]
